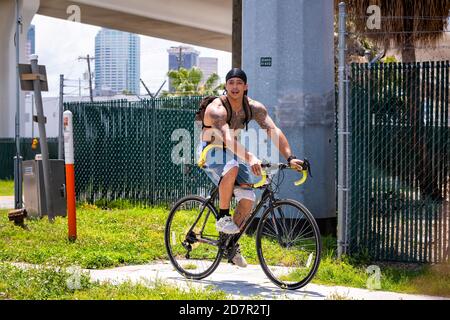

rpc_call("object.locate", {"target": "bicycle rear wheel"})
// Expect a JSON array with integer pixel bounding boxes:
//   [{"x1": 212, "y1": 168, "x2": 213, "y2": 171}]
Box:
[
  {"x1": 165, "y1": 195, "x2": 223, "y2": 279},
  {"x1": 256, "y1": 199, "x2": 321, "y2": 290}
]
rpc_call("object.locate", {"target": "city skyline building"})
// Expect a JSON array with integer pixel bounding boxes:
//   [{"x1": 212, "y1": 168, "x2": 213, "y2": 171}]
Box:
[
  {"x1": 167, "y1": 45, "x2": 199, "y2": 92},
  {"x1": 198, "y1": 57, "x2": 218, "y2": 85},
  {"x1": 26, "y1": 24, "x2": 35, "y2": 59},
  {"x1": 94, "y1": 28, "x2": 140, "y2": 95}
]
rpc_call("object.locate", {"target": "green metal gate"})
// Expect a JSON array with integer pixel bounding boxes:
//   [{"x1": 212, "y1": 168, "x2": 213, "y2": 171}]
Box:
[{"x1": 348, "y1": 61, "x2": 449, "y2": 263}]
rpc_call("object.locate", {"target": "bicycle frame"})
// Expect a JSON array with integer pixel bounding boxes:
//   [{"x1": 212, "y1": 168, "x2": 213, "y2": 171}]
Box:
[
  {"x1": 186, "y1": 182, "x2": 285, "y2": 249},
  {"x1": 167, "y1": 158, "x2": 320, "y2": 290}
]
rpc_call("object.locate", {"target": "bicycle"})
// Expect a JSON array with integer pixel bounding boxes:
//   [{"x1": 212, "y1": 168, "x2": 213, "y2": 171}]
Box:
[{"x1": 164, "y1": 146, "x2": 322, "y2": 290}]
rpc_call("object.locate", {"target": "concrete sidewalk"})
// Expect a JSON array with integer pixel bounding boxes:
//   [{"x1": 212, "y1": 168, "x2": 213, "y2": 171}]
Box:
[
  {"x1": 88, "y1": 261, "x2": 448, "y2": 300},
  {"x1": 0, "y1": 196, "x2": 14, "y2": 209}
]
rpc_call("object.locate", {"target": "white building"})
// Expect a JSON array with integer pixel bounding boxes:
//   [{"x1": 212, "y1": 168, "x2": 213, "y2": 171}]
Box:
[
  {"x1": 95, "y1": 28, "x2": 141, "y2": 95},
  {"x1": 198, "y1": 57, "x2": 218, "y2": 84},
  {"x1": 23, "y1": 94, "x2": 143, "y2": 138}
]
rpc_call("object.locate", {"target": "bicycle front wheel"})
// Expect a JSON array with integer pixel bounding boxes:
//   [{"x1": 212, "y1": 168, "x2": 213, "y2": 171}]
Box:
[
  {"x1": 256, "y1": 199, "x2": 321, "y2": 290},
  {"x1": 165, "y1": 195, "x2": 223, "y2": 280}
]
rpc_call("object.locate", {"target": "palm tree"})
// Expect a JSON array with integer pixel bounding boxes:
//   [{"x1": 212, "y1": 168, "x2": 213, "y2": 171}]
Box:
[
  {"x1": 162, "y1": 67, "x2": 223, "y2": 97},
  {"x1": 199, "y1": 73, "x2": 224, "y2": 96},
  {"x1": 341, "y1": 0, "x2": 450, "y2": 62}
]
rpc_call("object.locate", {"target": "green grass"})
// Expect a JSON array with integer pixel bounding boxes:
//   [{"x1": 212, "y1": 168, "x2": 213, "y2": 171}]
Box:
[
  {"x1": 0, "y1": 263, "x2": 229, "y2": 300},
  {"x1": 0, "y1": 204, "x2": 168, "y2": 268},
  {"x1": 1, "y1": 205, "x2": 449, "y2": 298},
  {"x1": 0, "y1": 180, "x2": 14, "y2": 196}
]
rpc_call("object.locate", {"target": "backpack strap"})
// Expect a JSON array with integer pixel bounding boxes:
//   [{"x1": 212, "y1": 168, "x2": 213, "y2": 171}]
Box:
[
  {"x1": 219, "y1": 95, "x2": 232, "y2": 126},
  {"x1": 197, "y1": 96, "x2": 218, "y2": 129},
  {"x1": 243, "y1": 96, "x2": 252, "y2": 131}
]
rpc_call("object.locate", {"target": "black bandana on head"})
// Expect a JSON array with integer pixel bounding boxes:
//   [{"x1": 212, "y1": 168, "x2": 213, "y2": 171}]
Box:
[{"x1": 226, "y1": 68, "x2": 247, "y2": 84}]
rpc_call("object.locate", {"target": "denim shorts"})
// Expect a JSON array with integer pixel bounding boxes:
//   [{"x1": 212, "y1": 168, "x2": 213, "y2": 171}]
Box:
[{"x1": 197, "y1": 142, "x2": 258, "y2": 187}]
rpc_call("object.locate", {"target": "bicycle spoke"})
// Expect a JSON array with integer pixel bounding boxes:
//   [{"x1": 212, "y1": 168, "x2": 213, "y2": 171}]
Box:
[
  {"x1": 257, "y1": 200, "x2": 321, "y2": 290},
  {"x1": 165, "y1": 197, "x2": 223, "y2": 279}
]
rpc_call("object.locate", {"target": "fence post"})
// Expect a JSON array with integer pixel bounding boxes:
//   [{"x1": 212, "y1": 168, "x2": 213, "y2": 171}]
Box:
[
  {"x1": 337, "y1": 2, "x2": 349, "y2": 258},
  {"x1": 14, "y1": 0, "x2": 22, "y2": 210},
  {"x1": 58, "y1": 74, "x2": 64, "y2": 159},
  {"x1": 151, "y1": 98, "x2": 156, "y2": 205}
]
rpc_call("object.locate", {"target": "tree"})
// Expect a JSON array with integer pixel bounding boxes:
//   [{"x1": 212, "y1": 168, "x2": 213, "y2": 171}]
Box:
[
  {"x1": 340, "y1": 0, "x2": 450, "y2": 200},
  {"x1": 341, "y1": 0, "x2": 450, "y2": 63},
  {"x1": 162, "y1": 67, "x2": 223, "y2": 97},
  {"x1": 199, "y1": 73, "x2": 224, "y2": 96}
]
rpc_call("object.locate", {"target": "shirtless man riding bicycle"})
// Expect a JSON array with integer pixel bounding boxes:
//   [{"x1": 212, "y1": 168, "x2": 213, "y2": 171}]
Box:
[{"x1": 197, "y1": 68, "x2": 306, "y2": 267}]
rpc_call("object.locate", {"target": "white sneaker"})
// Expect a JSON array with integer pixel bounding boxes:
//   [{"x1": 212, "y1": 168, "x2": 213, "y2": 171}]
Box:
[
  {"x1": 216, "y1": 216, "x2": 240, "y2": 234},
  {"x1": 231, "y1": 245, "x2": 247, "y2": 268}
]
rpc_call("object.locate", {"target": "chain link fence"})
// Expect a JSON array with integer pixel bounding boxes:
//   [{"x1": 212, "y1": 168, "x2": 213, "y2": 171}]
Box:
[
  {"x1": 64, "y1": 97, "x2": 214, "y2": 207},
  {"x1": 0, "y1": 138, "x2": 58, "y2": 179},
  {"x1": 348, "y1": 61, "x2": 449, "y2": 263},
  {"x1": 337, "y1": 3, "x2": 450, "y2": 263}
]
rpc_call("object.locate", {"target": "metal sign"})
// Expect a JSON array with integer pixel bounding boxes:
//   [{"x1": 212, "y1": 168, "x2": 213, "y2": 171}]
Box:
[
  {"x1": 18, "y1": 64, "x2": 48, "y2": 91},
  {"x1": 260, "y1": 57, "x2": 272, "y2": 67}
]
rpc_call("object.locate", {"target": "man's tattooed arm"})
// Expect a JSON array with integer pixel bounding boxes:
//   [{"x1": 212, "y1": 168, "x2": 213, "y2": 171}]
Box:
[
  {"x1": 251, "y1": 100, "x2": 277, "y2": 131},
  {"x1": 250, "y1": 100, "x2": 295, "y2": 161}
]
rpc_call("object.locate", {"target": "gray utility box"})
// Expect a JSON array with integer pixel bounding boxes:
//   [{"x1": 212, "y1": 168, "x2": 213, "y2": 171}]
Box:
[{"x1": 23, "y1": 159, "x2": 67, "y2": 218}]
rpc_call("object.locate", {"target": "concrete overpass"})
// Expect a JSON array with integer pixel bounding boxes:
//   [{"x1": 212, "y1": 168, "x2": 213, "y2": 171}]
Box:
[
  {"x1": 38, "y1": 0, "x2": 232, "y2": 51},
  {"x1": 0, "y1": 0, "x2": 232, "y2": 138}
]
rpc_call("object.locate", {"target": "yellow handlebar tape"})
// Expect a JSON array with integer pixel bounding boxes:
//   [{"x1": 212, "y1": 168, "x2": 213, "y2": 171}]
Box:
[
  {"x1": 198, "y1": 144, "x2": 221, "y2": 168},
  {"x1": 294, "y1": 170, "x2": 308, "y2": 186},
  {"x1": 252, "y1": 171, "x2": 267, "y2": 188}
]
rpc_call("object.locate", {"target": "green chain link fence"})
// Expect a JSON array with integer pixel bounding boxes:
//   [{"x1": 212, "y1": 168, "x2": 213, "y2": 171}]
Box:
[
  {"x1": 348, "y1": 61, "x2": 449, "y2": 263},
  {"x1": 64, "y1": 97, "x2": 214, "y2": 207},
  {"x1": 0, "y1": 138, "x2": 58, "y2": 179}
]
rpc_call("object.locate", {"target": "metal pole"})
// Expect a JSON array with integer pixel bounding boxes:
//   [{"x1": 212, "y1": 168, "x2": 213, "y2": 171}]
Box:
[
  {"x1": 30, "y1": 54, "x2": 54, "y2": 220},
  {"x1": 87, "y1": 54, "x2": 93, "y2": 102},
  {"x1": 232, "y1": 0, "x2": 242, "y2": 68},
  {"x1": 154, "y1": 80, "x2": 166, "y2": 97},
  {"x1": 58, "y1": 74, "x2": 64, "y2": 159},
  {"x1": 140, "y1": 78, "x2": 154, "y2": 98},
  {"x1": 31, "y1": 93, "x2": 34, "y2": 137},
  {"x1": 14, "y1": 0, "x2": 22, "y2": 210},
  {"x1": 337, "y1": 2, "x2": 348, "y2": 257}
]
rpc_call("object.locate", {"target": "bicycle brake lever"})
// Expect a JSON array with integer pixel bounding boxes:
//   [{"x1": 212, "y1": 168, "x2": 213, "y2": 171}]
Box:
[{"x1": 303, "y1": 158, "x2": 312, "y2": 178}]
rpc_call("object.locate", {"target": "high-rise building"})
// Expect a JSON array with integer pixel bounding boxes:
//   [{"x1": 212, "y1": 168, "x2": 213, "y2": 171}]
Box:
[
  {"x1": 198, "y1": 57, "x2": 218, "y2": 85},
  {"x1": 94, "y1": 28, "x2": 140, "y2": 95},
  {"x1": 167, "y1": 46, "x2": 200, "y2": 92},
  {"x1": 26, "y1": 24, "x2": 35, "y2": 59}
]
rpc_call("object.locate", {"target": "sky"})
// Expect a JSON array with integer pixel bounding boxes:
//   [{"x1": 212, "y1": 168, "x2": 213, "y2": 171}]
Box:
[{"x1": 31, "y1": 14, "x2": 232, "y2": 97}]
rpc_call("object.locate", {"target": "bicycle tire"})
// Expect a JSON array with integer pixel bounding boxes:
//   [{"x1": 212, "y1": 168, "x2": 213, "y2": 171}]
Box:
[
  {"x1": 165, "y1": 195, "x2": 224, "y2": 280},
  {"x1": 256, "y1": 199, "x2": 322, "y2": 290}
]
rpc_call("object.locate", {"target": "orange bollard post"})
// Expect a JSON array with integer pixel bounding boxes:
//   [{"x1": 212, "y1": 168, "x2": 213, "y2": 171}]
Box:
[{"x1": 63, "y1": 111, "x2": 76, "y2": 242}]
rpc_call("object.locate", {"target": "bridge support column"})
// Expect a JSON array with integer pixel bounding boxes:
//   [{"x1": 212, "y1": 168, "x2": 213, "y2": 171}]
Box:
[
  {"x1": 0, "y1": 0, "x2": 40, "y2": 138},
  {"x1": 243, "y1": 0, "x2": 336, "y2": 230}
]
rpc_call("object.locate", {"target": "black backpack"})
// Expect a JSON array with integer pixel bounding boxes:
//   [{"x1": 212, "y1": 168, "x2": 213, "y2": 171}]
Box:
[{"x1": 195, "y1": 95, "x2": 252, "y2": 131}]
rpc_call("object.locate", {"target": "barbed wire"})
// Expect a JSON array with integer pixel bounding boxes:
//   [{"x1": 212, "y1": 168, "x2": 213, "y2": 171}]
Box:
[
  {"x1": 346, "y1": 15, "x2": 450, "y2": 20},
  {"x1": 382, "y1": 44, "x2": 450, "y2": 48},
  {"x1": 348, "y1": 30, "x2": 450, "y2": 35},
  {"x1": 345, "y1": 44, "x2": 450, "y2": 50},
  {"x1": 63, "y1": 88, "x2": 81, "y2": 95}
]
